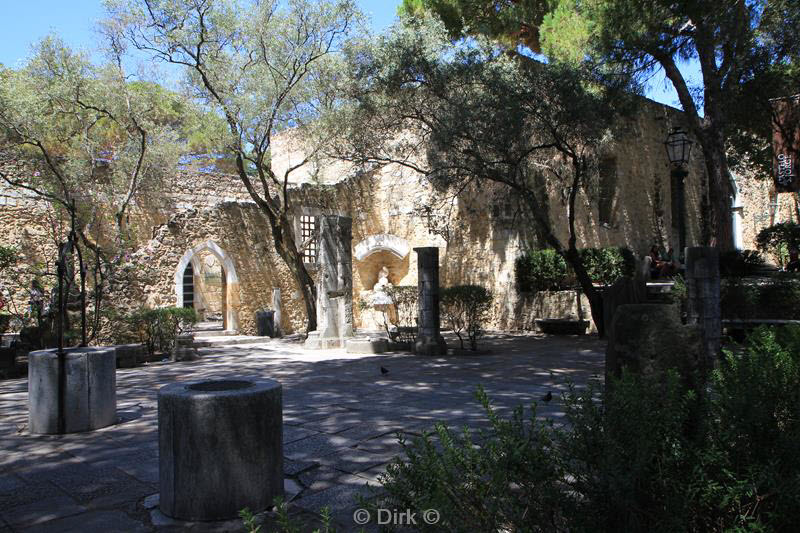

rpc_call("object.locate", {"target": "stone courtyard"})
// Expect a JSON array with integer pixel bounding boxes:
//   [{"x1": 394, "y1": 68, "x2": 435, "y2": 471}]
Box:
[{"x1": 0, "y1": 333, "x2": 603, "y2": 532}]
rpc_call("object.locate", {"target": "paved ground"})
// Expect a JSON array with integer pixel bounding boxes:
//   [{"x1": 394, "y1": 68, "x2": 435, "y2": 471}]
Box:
[{"x1": 0, "y1": 333, "x2": 604, "y2": 532}]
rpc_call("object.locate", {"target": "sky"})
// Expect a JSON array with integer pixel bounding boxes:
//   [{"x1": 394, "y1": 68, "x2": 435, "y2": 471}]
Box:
[{"x1": 0, "y1": 0, "x2": 693, "y2": 109}]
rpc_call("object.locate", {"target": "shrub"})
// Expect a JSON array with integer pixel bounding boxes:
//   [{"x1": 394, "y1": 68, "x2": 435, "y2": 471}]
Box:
[
  {"x1": 0, "y1": 244, "x2": 18, "y2": 272},
  {"x1": 384, "y1": 285, "x2": 418, "y2": 344},
  {"x1": 577, "y1": 246, "x2": 636, "y2": 285},
  {"x1": 376, "y1": 326, "x2": 800, "y2": 531},
  {"x1": 718, "y1": 249, "x2": 765, "y2": 277},
  {"x1": 516, "y1": 249, "x2": 568, "y2": 292},
  {"x1": 756, "y1": 221, "x2": 800, "y2": 266},
  {"x1": 722, "y1": 279, "x2": 800, "y2": 319},
  {"x1": 440, "y1": 285, "x2": 493, "y2": 350},
  {"x1": 126, "y1": 306, "x2": 197, "y2": 354}
]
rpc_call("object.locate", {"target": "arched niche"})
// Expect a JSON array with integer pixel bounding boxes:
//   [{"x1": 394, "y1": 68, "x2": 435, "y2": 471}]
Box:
[
  {"x1": 354, "y1": 234, "x2": 410, "y2": 261},
  {"x1": 174, "y1": 240, "x2": 240, "y2": 331}
]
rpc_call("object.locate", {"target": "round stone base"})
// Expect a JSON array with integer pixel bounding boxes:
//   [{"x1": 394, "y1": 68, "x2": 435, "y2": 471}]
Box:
[
  {"x1": 158, "y1": 378, "x2": 283, "y2": 521},
  {"x1": 28, "y1": 347, "x2": 117, "y2": 434}
]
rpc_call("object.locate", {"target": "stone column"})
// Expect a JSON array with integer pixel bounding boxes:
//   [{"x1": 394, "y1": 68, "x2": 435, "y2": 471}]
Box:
[
  {"x1": 305, "y1": 216, "x2": 353, "y2": 349},
  {"x1": 272, "y1": 288, "x2": 282, "y2": 337},
  {"x1": 685, "y1": 246, "x2": 721, "y2": 369},
  {"x1": 414, "y1": 247, "x2": 447, "y2": 356}
]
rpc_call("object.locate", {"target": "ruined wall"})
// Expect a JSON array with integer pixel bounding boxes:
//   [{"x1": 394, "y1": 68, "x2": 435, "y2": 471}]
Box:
[{"x1": 0, "y1": 97, "x2": 787, "y2": 337}]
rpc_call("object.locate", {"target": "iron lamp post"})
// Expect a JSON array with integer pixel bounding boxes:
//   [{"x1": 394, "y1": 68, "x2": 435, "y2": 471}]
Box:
[{"x1": 665, "y1": 127, "x2": 693, "y2": 262}]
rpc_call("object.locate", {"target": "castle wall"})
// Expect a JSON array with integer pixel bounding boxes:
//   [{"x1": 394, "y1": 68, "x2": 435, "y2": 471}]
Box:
[{"x1": 1, "y1": 99, "x2": 789, "y2": 337}]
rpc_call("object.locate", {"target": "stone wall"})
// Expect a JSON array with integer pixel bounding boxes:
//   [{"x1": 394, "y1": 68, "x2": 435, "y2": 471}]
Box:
[{"x1": 0, "y1": 98, "x2": 789, "y2": 336}]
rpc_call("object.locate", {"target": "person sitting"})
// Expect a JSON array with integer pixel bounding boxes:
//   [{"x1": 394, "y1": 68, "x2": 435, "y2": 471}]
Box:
[
  {"x1": 648, "y1": 245, "x2": 662, "y2": 279},
  {"x1": 787, "y1": 246, "x2": 800, "y2": 273},
  {"x1": 659, "y1": 248, "x2": 679, "y2": 278}
]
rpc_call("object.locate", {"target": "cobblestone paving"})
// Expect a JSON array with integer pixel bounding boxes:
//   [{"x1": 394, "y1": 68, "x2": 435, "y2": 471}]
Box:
[{"x1": 0, "y1": 333, "x2": 603, "y2": 532}]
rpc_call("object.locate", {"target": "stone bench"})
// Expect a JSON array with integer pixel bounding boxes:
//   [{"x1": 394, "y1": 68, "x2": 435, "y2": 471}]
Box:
[{"x1": 115, "y1": 343, "x2": 148, "y2": 368}]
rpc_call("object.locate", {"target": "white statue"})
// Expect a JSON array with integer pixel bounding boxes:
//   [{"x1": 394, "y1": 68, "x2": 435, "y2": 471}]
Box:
[{"x1": 371, "y1": 266, "x2": 393, "y2": 306}]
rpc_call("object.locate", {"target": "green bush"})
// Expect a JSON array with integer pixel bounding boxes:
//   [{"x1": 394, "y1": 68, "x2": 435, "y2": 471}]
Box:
[
  {"x1": 440, "y1": 285, "x2": 493, "y2": 350},
  {"x1": 516, "y1": 247, "x2": 635, "y2": 293},
  {"x1": 719, "y1": 249, "x2": 765, "y2": 277},
  {"x1": 577, "y1": 246, "x2": 636, "y2": 285},
  {"x1": 515, "y1": 249, "x2": 568, "y2": 292},
  {"x1": 126, "y1": 306, "x2": 197, "y2": 354},
  {"x1": 376, "y1": 326, "x2": 800, "y2": 531},
  {"x1": 756, "y1": 221, "x2": 800, "y2": 266},
  {"x1": 722, "y1": 279, "x2": 800, "y2": 319},
  {"x1": 384, "y1": 285, "x2": 418, "y2": 344}
]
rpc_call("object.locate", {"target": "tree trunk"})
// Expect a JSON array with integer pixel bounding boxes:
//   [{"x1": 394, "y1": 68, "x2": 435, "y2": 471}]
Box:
[
  {"x1": 517, "y1": 185, "x2": 606, "y2": 337},
  {"x1": 271, "y1": 218, "x2": 318, "y2": 333},
  {"x1": 564, "y1": 247, "x2": 605, "y2": 338},
  {"x1": 699, "y1": 128, "x2": 735, "y2": 251}
]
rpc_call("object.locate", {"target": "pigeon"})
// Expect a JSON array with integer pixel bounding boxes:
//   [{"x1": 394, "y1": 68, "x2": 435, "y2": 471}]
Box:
[
  {"x1": 541, "y1": 391, "x2": 552, "y2": 402},
  {"x1": 380, "y1": 366, "x2": 389, "y2": 375}
]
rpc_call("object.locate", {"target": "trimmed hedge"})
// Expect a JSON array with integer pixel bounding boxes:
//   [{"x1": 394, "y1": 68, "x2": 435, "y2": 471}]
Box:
[
  {"x1": 516, "y1": 247, "x2": 635, "y2": 292},
  {"x1": 125, "y1": 307, "x2": 198, "y2": 354}
]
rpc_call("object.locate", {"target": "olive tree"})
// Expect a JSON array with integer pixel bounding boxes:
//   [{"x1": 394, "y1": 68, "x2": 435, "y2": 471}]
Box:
[
  {"x1": 0, "y1": 36, "x2": 181, "y2": 343},
  {"x1": 105, "y1": 0, "x2": 365, "y2": 332},
  {"x1": 333, "y1": 16, "x2": 622, "y2": 335}
]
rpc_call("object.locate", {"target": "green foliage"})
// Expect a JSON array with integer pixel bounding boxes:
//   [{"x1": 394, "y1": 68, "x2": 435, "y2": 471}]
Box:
[
  {"x1": 378, "y1": 327, "x2": 800, "y2": 530},
  {"x1": 699, "y1": 326, "x2": 800, "y2": 531},
  {"x1": 106, "y1": 0, "x2": 366, "y2": 332},
  {"x1": 517, "y1": 247, "x2": 633, "y2": 292},
  {"x1": 721, "y1": 279, "x2": 800, "y2": 320},
  {"x1": 377, "y1": 386, "x2": 567, "y2": 532},
  {"x1": 516, "y1": 249, "x2": 568, "y2": 292},
  {"x1": 0, "y1": 244, "x2": 18, "y2": 272},
  {"x1": 401, "y1": 0, "x2": 549, "y2": 52},
  {"x1": 719, "y1": 249, "x2": 766, "y2": 277},
  {"x1": 756, "y1": 222, "x2": 800, "y2": 266},
  {"x1": 123, "y1": 306, "x2": 197, "y2": 354},
  {"x1": 238, "y1": 507, "x2": 261, "y2": 533},
  {"x1": 273, "y1": 496, "x2": 343, "y2": 533},
  {"x1": 440, "y1": 285, "x2": 493, "y2": 350},
  {"x1": 577, "y1": 246, "x2": 635, "y2": 285},
  {"x1": 385, "y1": 285, "x2": 418, "y2": 344}
]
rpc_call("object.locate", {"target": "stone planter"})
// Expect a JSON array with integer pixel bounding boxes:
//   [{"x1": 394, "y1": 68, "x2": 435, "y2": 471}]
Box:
[
  {"x1": 535, "y1": 318, "x2": 590, "y2": 335},
  {"x1": 158, "y1": 378, "x2": 283, "y2": 521},
  {"x1": 115, "y1": 343, "x2": 148, "y2": 368},
  {"x1": 28, "y1": 347, "x2": 117, "y2": 434}
]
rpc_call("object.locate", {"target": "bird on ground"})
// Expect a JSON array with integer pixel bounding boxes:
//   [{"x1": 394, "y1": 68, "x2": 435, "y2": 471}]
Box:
[
  {"x1": 380, "y1": 366, "x2": 389, "y2": 375},
  {"x1": 541, "y1": 391, "x2": 552, "y2": 402}
]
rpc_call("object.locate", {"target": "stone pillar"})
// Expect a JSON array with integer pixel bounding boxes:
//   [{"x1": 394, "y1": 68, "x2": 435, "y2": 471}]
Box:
[
  {"x1": 28, "y1": 347, "x2": 117, "y2": 434},
  {"x1": 685, "y1": 246, "x2": 721, "y2": 369},
  {"x1": 414, "y1": 247, "x2": 447, "y2": 356},
  {"x1": 305, "y1": 216, "x2": 353, "y2": 349},
  {"x1": 272, "y1": 288, "x2": 282, "y2": 337},
  {"x1": 158, "y1": 378, "x2": 283, "y2": 521}
]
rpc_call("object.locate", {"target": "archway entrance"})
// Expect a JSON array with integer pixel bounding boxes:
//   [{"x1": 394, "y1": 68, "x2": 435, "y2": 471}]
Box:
[{"x1": 175, "y1": 240, "x2": 240, "y2": 331}]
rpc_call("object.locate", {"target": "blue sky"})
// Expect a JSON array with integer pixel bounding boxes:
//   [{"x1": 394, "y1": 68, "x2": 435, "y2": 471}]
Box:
[{"x1": 0, "y1": 0, "x2": 691, "y2": 109}]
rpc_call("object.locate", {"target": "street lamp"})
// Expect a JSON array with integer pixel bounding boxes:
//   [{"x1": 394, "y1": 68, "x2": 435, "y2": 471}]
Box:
[
  {"x1": 665, "y1": 127, "x2": 693, "y2": 167},
  {"x1": 665, "y1": 127, "x2": 693, "y2": 262}
]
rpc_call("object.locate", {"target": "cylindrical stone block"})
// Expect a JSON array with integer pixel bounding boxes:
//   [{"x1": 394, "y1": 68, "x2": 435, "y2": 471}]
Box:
[
  {"x1": 158, "y1": 378, "x2": 283, "y2": 521},
  {"x1": 28, "y1": 347, "x2": 117, "y2": 434}
]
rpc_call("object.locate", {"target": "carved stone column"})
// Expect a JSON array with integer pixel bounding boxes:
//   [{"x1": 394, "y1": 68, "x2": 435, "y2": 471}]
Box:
[
  {"x1": 305, "y1": 216, "x2": 353, "y2": 349},
  {"x1": 414, "y1": 247, "x2": 447, "y2": 356}
]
